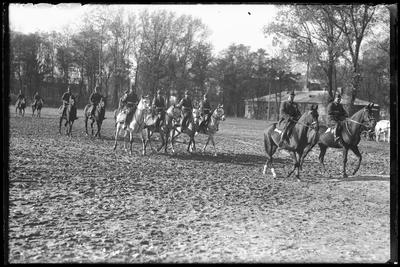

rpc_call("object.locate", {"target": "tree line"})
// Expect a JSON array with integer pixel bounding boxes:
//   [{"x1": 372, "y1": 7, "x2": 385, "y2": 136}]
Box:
[{"x1": 9, "y1": 5, "x2": 389, "y2": 116}]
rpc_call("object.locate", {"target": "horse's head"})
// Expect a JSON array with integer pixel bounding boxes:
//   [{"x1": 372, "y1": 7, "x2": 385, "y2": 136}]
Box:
[
  {"x1": 362, "y1": 103, "x2": 377, "y2": 130},
  {"x1": 192, "y1": 108, "x2": 201, "y2": 119},
  {"x1": 167, "y1": 104, "x2": 181, "y2": 120},
  {"x1": 100, "y1": 97, "x2": 106, "y2": 107},
  {"x1": 299, "y1": 104, "x2": 319, "y2": 130},
  {"x1": 138, "y1": 96, "x2": 151, "y2": 112},
  {"x1": 213, "y1": 104, "x2": 225, "y2": 121}
]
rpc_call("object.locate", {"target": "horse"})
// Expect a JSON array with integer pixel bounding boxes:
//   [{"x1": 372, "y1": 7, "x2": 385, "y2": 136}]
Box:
[
  {"x1": 169, "y1": 108, "x2": 201, "y2": 153},
  {"x1": 263, "y1": 104, "x2": 319, "y2": 180},
  {"x1": 317, "y1": 103, "x2": 376, "y2": 178},
  {"x1": 58, "y1": 97, "x2": 78, "y2": 136},
  {"x1": 194, "y1": 105, "x2": 226, "y2": 156},
  {"x1": 15, "y1": 99, "x2": 26, "y2": 117},
  {"x1": 83, "y1": 97, "x2": 107, "y2": 139},
  {"x1": 31, "y1": 99, "x2": 43, "y2": 117},
  {"x1": 375, "y1": 119, "x2": 390, "y2": 142},
  {"x1": 142, "y1": 105, "x2": 182, "y2": 154},
  {"x1": 113, "y1": 97, "x2": 151, "y2": 155}
]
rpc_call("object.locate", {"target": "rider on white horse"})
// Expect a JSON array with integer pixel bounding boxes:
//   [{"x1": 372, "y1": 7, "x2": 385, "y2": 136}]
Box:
[
  {"x1": 177, "y1": 90, "x2": 193, "y2": 131},
  {"x1": 120, "y1": 85, "x2": 139, "y2": 130},
  {"x1": 199, "y1": 93, "x2": 212, "y2": 131}
]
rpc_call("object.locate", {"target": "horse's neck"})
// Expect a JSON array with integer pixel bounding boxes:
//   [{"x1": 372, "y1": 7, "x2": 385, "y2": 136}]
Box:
[
  {"x1": 347, "y1": 110, "x2": 363, "y2": 136},
  {"x1": 209, "y1": 114, "x2": 219, "y2": 129}
]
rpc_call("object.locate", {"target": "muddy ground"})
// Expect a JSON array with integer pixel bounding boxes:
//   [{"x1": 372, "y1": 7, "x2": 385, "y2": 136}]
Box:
[{"x1": 7, "y1": 107, "x2": 390, "y2": 263}]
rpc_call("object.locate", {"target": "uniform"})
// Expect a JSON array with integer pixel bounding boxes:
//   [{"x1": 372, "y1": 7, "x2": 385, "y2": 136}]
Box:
[
  {"x1": 89, "y1": 90, "x2": 103, "y2": 116},
  {"x1": 177, "y1": 94, "x2": 193, "y2": 130},
  {"x1": 152, "y1": 94, "x2": 166, "y2": 129},
  {"x1": 278, "y1": 96, "x2": 301, "y2": 145},
  {"x1": 121, "y1": 90, "x2": 139, "y2": 129},
  {"x1": 200, "y1": 98, "x2": 211, "y2": 129},
  {"x1": 327, "y1": 99, "x2": 348, "y2": 142}
]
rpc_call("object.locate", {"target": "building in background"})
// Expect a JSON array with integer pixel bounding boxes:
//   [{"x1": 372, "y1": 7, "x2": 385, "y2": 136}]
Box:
[{"x1": 244, "y1": 90, "x2": 380, "y2": 122}]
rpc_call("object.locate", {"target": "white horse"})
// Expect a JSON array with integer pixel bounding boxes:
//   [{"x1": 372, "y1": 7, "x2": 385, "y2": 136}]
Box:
[
  {"x1": 375, "y1": 120, "x2": 390, "y2": 142},
  {"x1": 197, "y1": 105, "x2": 226, "y2": 156},
  {"x1": 113, "y1": 97, "x2": 151, "y2": 155},
  {"x1": 171, "y1": 105, "x2": 225, "y2": 156}
]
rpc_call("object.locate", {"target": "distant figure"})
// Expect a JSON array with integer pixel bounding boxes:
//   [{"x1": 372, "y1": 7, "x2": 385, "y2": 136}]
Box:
[
  {"x1": 61, "y1": 86, "x2": 77, "y2": 120},
  {"x1": 177, "y1": 90, "x2": 193, "y2": 131},
  {"x1": 152, "y1": 89, "x2": 166, "y2": 130},
  {"x1": 89, "y1": 86, "x2": 103, "y2": 118},
  {"x1": 199, "y1": 93, "x2": 212, "y2": 130},
  {"x1": 120, "y1": 84, "x2": 139, "y2": 130},
  {"x1": 278, "y1": 91, "x2": 301, "y2": 147},
  {"x1": 16, "y1": 90, "x2": 25, "y2": 106},
  {"x1": 327, "y1": 92, "x2": 348, "y2": 144},
  {"x1": 33, "y1": 92, "x2": 43, "y2": 106}
]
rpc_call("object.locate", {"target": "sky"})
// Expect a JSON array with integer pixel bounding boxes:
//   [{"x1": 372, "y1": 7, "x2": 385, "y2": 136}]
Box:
[{"x1": 8, "y1": 3, "x2": 280, "y2": 55}]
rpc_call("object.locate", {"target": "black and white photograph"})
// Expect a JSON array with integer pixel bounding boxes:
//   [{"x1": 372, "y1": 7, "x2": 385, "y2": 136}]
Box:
[{"x1": 4, "y1": 3, "x2": 397, "y2": 263}]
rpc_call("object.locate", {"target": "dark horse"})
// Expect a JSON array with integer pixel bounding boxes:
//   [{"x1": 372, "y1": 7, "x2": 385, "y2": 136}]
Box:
[
  {"x1": 263, "y1": 104, "x2": 319, "y2": 180},
  {"x1": 143, "y1": 105, "x2": 182, "y2": 154},
  {"x1": 317, "y1": 103, "x2": 376, "y2": 178},
  {"x1": 84, "y1": 97, "x2": 106, "y2": 138},
  {"x1": 15, "y1": 99, "x2": 26, "y2": 117},
  {"x1": 32, "y1": 99, "x2": 43, "y2": 117},
  {"x1": 59, "y1": 96, "x2": 78, "y2": 136}
]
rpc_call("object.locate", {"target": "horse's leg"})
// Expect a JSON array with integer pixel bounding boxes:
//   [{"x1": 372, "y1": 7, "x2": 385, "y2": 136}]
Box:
[
  {"x1": 164, "y1": 129, "x2": 169, "y2": 153},
  {"x1": 202, "y1": 135, "x2": 210, "y2": 153},
  {"x1": 141, "y1": 130, "x2": 147, "y2": 156},
  {"x1": 210, "y1": 134, "x2": 217, "y2": 157},
  {"x1": 69, "y1": 121, "x2": 73, "y2": 137},
  {"x1": 299, "y1": 143, "x2": 317, "y2": 170},
  {"x1": 157, "y1": 130, "x2": 165, "y2": 152},
  {"x1": 318, "y1": 143, "x2": 328, "y2": 176},
  {"x1": 113, "y1": 124, "x2": 121, "y2": 150},
  {"x1": 342, "y1": 147, "x2": 349, "y2": 178},
  {"x1": 349, "y1": 145, "x2": 362, "y2": 176},
  {"x1": 91, "y1": 120, "x2": 95, "y2": 136},
  {"x1": 287, "y1": 152, "x2": 298, "y2": 178},
  {"x1": 59, "y1": 117, "x2": 63, "y2": 134},
  {"x1": 295, "y1": 151, "x2": 302, "y2": 180},
  {"x1": 85, "y1": 116, "x2": 89, "y2": 135}
]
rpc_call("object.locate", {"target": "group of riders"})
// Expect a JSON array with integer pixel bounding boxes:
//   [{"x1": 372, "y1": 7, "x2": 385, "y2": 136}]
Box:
[
  {"x1": 278, "y1": 90, "x2": 348, "y2": 147},
  {"x1": 117, "y1": 85, "x2": 214, "y2": 132},
  {"x1": 55, "y1": 84, "x2": 215, "y2": 132},
  {"x1": 17, "y1": 84, "x2": 348, "y2": 145},
  {"x1": 15, "y1": 90, "x2": 44, "y2": 110}
]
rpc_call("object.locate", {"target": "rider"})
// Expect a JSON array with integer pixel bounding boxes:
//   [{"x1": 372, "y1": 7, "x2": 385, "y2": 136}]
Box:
[
  {"x1": 61, "y1": 86, "x2": 77, "y2": 120},
  {"x1": 278, "y1": 90, "x2": 301, "y2": 147},
  {"x1": 199, "y1": 93, "x2": 212, "y2": 130},
  {"x1": 327, "y1": 92, "x2": 348, "y2": 144},
  {"x1": 152, "y1": 88, "x2": 166, "y2": 130},
  {"x1": 89, "y1": 85, "x2": 103, "y2": 117},
  {"x1": 33, "y1": 92, "x2": 43, "y2": 107},
  {"x1": 177, "y1": 90, "x2": 193, "y2": 131},
  {"x1": 16, "y1": 90, "x2": 25, "y2": 106},
  {"x1": 120, "y1": 84, "x2": 139, "y2": 130}
]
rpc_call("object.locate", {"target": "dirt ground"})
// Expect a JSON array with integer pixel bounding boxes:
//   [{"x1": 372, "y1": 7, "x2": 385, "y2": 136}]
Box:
[{"x1": 7, "y1": 107, "x2": 390, "y2": 263}]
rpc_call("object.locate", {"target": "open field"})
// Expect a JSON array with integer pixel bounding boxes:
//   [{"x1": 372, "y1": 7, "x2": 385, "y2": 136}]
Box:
[{"x1": 7, "y1": 106, "x2": 390, "y2": 263}]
